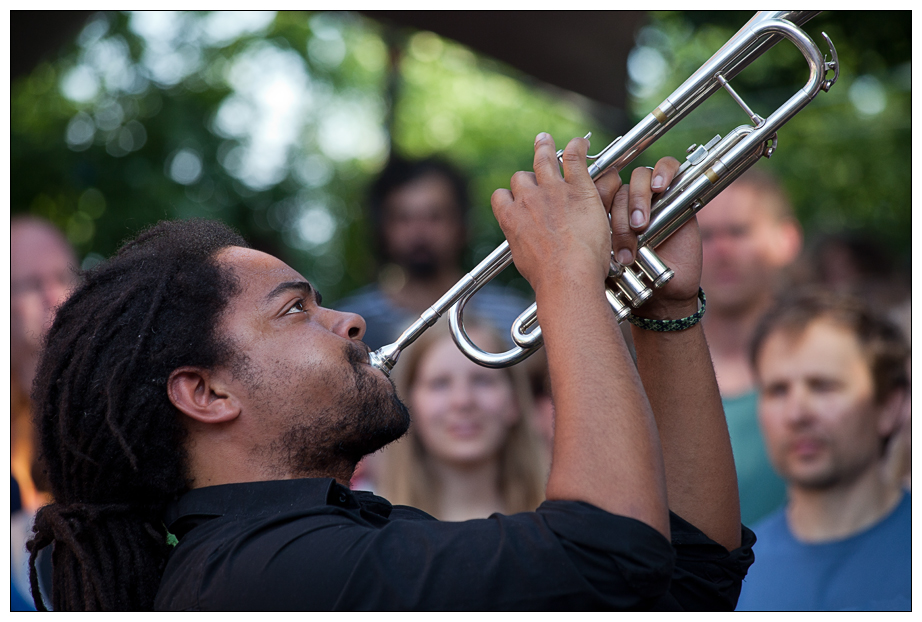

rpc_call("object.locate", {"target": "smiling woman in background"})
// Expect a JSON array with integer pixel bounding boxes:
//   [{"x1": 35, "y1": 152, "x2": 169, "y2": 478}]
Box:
[{"x1": 376, "y1": 318, "x2": 548, "y2": 521}]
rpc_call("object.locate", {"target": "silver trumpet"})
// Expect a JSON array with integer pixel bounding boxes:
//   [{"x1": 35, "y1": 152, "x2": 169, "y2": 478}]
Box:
[{"x1": 369, "y1": 10, "x2": 839, "y2": 376}]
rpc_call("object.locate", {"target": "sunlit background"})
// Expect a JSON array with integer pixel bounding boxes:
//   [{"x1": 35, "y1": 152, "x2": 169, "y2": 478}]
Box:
[{"x1": 10, "y1": 10, "x2": 912, "y2": 301}]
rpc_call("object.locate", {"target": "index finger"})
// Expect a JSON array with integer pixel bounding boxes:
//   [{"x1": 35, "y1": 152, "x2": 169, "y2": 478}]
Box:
[
  {"x1": 558, "y1": 136, "x2": 593, "y2": 190},
  {"x1": 533, "y1": 132, "x2": 562, "y2": 185}
]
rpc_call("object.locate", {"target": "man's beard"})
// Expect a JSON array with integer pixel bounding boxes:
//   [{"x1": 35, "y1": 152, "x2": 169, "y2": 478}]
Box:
[
  {"x1": 281, "y1": 343, "x2": 410, "y2": 479},
  {"x1": 399, "y1": 245, "x2": 439, "y2": 279}
]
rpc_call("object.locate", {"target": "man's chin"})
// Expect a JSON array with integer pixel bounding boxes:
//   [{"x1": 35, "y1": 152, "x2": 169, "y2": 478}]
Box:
[
  {"x1": 351, "y1": 382, "x2": 411, "y2": 458},
  {"x1": 403, "y1": 257, "x2": 439, "y2": 279}
]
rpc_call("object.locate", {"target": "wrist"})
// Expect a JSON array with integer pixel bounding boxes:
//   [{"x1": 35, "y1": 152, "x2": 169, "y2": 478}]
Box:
[
  {"x1": 628, "y1": 289, "x2": 706, "y2": 332},
  {"x1": 534, "y1": 271, "x2": 610, "y2": 334},
  {"x1": 532, "y1": 263, "x2": 607, "y2": 303},
  {"x1": 630, "y1": 292, "x2": 700, "y2": 321}
]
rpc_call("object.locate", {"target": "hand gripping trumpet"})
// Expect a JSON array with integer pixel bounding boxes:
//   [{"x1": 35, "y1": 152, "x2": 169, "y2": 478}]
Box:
[{"x1": 369, "y1": 10, "x2": 839, "y2": 376}]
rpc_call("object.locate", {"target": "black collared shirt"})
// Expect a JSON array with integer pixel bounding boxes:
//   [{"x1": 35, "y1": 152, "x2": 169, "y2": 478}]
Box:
[{"x1": 155, "y1": 478, "x2": 754, "y2": 611}]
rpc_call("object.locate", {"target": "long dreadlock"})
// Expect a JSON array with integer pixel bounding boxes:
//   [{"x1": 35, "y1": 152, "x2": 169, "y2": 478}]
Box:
[{"x1": 27, "y1": 219, "x2": 248, "y2": 610}]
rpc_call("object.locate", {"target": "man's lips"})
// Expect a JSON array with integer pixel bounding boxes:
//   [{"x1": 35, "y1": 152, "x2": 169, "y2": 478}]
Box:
[
  {"x1": 788, "y1": 437, "x2": 824, "y2": 459},
  {"x1": 347, "y1": 341, "x2": 375, "y2": 368}
]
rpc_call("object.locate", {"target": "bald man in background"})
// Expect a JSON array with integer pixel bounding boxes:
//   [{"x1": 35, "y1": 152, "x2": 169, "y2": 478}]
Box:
[{"x1": 11, "y1": 216, "x2": 78, "y2": 508}]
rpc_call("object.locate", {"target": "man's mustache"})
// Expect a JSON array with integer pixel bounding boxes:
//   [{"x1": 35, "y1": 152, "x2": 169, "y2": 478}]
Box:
[{"x1": 345, "y1": 341, "x2": 371, "y2": 367}]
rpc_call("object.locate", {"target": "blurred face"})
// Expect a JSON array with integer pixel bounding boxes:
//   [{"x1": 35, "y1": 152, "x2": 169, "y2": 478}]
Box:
[
  {"x1": 11, "y1": 224, "x2": 77, "y2": 356},
  {"x1": 698, "y1": 184, "x2": 791, "y2": 314},
  {"x1": 381, "y1": 174, "x2": 465, "y2": 278},
  {"x1": 215, "y1": 247, "x2": 409, "y2": 477},
  {"x1": 756, "y1": 318, "x2": 887, "y2": 491},
  {"x1": 409, "y1": 331, "x2": 519, "y2": 467}
]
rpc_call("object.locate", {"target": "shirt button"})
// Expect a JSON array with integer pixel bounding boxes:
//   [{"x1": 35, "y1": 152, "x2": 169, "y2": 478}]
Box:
[{"x1": 338, "y1": 492, "x2": 347, "y2": 504}]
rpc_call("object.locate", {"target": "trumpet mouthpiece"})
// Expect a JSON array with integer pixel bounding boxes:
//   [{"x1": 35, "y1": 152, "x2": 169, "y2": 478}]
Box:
[{"x1": 368, "y1": 343, "x2": 401, "y2": 377}]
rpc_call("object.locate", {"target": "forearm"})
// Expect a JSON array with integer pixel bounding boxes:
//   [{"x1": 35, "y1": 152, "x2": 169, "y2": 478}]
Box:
[
  {"x1": 631, "y1": 320, "x2": 741, "y2": 550},
  {"x1": 492, "y1": 134, "x2": 669, "y2": 539},
  {"x1": 540, "y1": 270, "x2": 670, "y2": 539}
]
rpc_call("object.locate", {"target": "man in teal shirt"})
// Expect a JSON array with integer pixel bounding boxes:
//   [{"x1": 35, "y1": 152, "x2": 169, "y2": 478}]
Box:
[{"x1": 697, "y1": 169, "x2": 802, "y2": 526}]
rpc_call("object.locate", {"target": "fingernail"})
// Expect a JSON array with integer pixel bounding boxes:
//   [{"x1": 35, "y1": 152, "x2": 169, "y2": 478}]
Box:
[
  {"x1": 652, "y1": 175, "x2": 664, "y2": 190},
  {"x1": 630, "y1": 210, "x2": 645, "y2": 228},
  {"x1": 617, "y1": 249, "x2": 633, "y2": 266},
  {"x1": 535, "y1": 132, "x2": 549, "y2": 144}
]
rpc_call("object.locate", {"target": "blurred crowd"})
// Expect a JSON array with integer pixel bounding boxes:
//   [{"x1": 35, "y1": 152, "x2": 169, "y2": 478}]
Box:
[{"x1": 12, "y1": 158, "x2": 910, "y2": 610}]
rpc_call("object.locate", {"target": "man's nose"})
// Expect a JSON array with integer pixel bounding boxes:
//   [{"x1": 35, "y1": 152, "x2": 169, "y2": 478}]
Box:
[
  {"x1": 43, "y1": 279, "x2": 71, "y2": 312},
  {"x1": 704, "y1": 231, "x2": 734, "y2": 257},
  {"x1": 327, "y1": 309, "x2": 367, "y2": 342},
  {"x1": 782, "y1": 384, "x2": 814, "y2": 427}
]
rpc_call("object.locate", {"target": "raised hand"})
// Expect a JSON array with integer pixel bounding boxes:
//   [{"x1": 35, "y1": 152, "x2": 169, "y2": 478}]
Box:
[
  {"x1": 610, "y1": 159, "x2": 703, "y2": 319},
  {"x1": 491, "y1": 133, "x2": 614, "y2": 296}
]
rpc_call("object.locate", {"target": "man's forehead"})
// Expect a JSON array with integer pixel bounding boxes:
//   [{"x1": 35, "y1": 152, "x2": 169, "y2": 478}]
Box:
[
  {"x1": 386, "y1": 175, "x2": 460, "y2": 214},
  {"x1": 219, "y1": 246, "x2": 290, "y2": 271},
  {"x1": 762, "y1": 318, "x2": 864, "y2": 369},
  {"x1": 11, "y1": 225, "x2": 76, "y2": 264},
  {"x1": 700, "y1": 195, "x2": 768, "y2": 227},
  {"x1": 217, "y1": 246, "x2": 311, "y2": 294}
]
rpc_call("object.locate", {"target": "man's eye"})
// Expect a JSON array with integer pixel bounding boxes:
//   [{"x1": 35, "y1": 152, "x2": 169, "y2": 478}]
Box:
[
  {"x1": 810, "y1": 378, "x2": 840, "y2": 393},
  {"x1": 286, "y1": 300, "x2": 306, "y2": 315},
  {"x1": 763, "y1": 383, "x2": 787, "y2": 398}
]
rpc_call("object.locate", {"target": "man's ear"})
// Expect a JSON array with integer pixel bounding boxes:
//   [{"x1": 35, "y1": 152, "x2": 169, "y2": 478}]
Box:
[
  {"x1": 877, "y1": 387, "x2": 910, "y2": 440},
  {"x1": 167, "y1": 367, "x2": 241, "y2": 424}
]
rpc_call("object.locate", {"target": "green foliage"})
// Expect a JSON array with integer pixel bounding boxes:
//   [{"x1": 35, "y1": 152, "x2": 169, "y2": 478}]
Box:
[
  {"x1": 10, "y1": 10, "x2": 911, "y2": 304},
  {"x1": 627, "y1": 11, "x2": 911, "y2": 267},
  {"x1": 11, "y1": 10, "x2": 602, "y2": 300},
  {"x1": 389, "y1": 30, "x2": 603, "y2": 289}
]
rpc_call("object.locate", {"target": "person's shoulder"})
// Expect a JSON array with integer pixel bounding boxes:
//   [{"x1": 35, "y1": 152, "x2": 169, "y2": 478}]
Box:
[
  {"x1": 468, "y1": 283, "x2": 533, "y2": 328},
  {"x1": 895, "y1": 490, "x2": 911, "y2": 516},
  {"x1": 750, "y1": 506, "x2": 791, "y2": 547},
  {"x1": 868, "y1": 489, "x2": 911, "y2": 539},
  {"x1": 885, "y1": 490, "x2": 911, "y2": 528},
  {"x1": 476, "y1": 282, "x2": 532, "y2": 305},
  {"x1": 388, "y1": 504, "x2": 438, "y2": 521},
  {"x1": 158, "y1": 489, "x2": 382, "y2": 610},
  {"x1": 721, "y1": 389, "x2": 759, "y2": 408}
]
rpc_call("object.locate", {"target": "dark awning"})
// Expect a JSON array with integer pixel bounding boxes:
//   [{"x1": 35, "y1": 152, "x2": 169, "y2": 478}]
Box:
[{"x1": 363, "y1": 11, "x2": 646, "y2": 113}]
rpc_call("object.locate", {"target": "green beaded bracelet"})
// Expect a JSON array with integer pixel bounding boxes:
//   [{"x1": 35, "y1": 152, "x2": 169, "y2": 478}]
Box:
[{"x1": 628, "y1": 288, "x2": 706, "y2": 332}]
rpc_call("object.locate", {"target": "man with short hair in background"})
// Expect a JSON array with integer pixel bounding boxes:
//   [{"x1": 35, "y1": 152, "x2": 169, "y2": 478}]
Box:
[
  {"x1": 336, "y1": 156, "x2": 530, "y2": 350},
  {"x1": 697, "y1": 169, "x2": 803, "y2": 526},
  {"x1": 736, "y1": 290, "x2": 911, "y2": 611}
]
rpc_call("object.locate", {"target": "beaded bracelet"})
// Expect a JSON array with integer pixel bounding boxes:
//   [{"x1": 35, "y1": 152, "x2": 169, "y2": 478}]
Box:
[{"x1": 627, "y1": 288, "x2": 706, "y2": 332}]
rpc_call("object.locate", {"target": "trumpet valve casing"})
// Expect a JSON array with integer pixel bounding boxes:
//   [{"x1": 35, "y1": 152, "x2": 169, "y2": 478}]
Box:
[
  {"x1": 635, "y1": 246, "x2": 675, "y2": 289},
  {"x1": 614, "y1": 265, "x2": 653, "y2": 308}
]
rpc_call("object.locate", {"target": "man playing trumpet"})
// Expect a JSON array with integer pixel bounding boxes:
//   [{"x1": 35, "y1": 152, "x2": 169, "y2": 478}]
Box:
[{"x1": 28, "y1": 134, "x2": 753, "y2": 611}]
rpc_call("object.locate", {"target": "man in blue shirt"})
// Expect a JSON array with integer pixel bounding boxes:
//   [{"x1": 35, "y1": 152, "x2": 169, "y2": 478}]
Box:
[{"x1": 737, "y1": 290, "x2": 911, "y2": 611}]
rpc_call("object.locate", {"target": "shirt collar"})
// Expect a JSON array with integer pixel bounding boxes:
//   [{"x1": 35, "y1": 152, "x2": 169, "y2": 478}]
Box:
[{"x1": 164, "y1": 478, "x2": 394, "y2": 537}]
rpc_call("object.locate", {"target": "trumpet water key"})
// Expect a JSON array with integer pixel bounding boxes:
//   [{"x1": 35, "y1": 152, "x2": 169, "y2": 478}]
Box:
[{"x1": 369, "y1": 10, "x2": 839, "y2": 376}]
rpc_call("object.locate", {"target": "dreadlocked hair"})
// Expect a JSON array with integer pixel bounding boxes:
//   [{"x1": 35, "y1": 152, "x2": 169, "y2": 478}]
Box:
[{"x1": 27, "y1": 219, "x2": 247, "y2": 611}]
